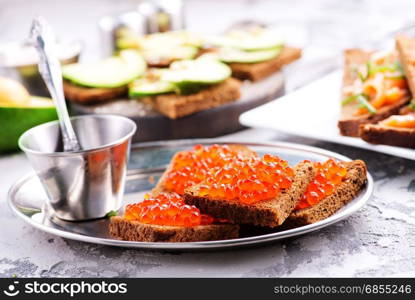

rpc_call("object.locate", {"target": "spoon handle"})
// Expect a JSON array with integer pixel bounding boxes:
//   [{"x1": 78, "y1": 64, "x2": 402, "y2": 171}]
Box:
[{"x1": 30, "y1": 17, "x2": 81, "y2": 152}]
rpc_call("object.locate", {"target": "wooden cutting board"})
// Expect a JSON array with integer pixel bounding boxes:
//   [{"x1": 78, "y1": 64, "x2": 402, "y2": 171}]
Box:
[{"x1": 70, "y1": 72, "x2": 285, "y2": 142}]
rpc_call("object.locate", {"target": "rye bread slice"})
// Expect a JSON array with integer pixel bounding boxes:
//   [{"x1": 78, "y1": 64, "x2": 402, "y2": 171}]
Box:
[
  {"x1": 63, "y1": 80, "x2": 127, "y2": 104},
  {"x1": 109, "y1": 216, "x2": 239, "y2": 242},
  {"x1": 338, "y1": 97, "x2": 410, "y2": 137},
  {"x1": 152, "y1": 144, "x2": 257, "y2": 196},
  {"x1": 396, "y1": 34, "x2": 415, "y2": 96},
  {"x1": 338, "y1": 49, "x2": 410, "y2": 137},
  {"x1": 228, "y1": 46, "x2": 302, "y2": 81},
  {"x1": 400, "y1": 105, "x2": 415, "y2": 115},
  {"x1": 150, "y1": 78, "x2": 241, "y2": 119},
  {"x1": 359, "y1": 123, "x2": 415, "y2": 148},
  {"x1": 183, "y1": 161, "x2": 315, "y2": 228},
  {"x1": 285, "y1": 160, "x2": 367, "y2": 227}
]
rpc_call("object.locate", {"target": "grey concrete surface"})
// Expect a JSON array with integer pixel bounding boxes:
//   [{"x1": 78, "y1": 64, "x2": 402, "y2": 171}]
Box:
[{"x1": 1, "y1": 0, "x2": 415, "y2": 277}]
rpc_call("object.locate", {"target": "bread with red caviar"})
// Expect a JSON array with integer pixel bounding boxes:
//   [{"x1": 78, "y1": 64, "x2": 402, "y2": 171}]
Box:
[
  {"x1": 109, "y1": 217, "x2": 239, "y2": 242},
  {"x1": 228, "y1": 47, "x2": 302, "y2": 81},
  {"x1": 338, "y1": 49, "x2": 410, "y2": 137},
  {"x1": 149, "y1": 78, "x2": 241, "y2": 119},
  {"x1": 109, "y1": 193, "x2": 239, "y2": 242},
  {"x1": 184, "y1": 161, "x2": 315, "y2": 228},
  {"x1": 152, "y1": 144, "x2": 257, "y2": 196},
  {"x1": 285, "y1": 160, "x2": 367, "y2": 227}
]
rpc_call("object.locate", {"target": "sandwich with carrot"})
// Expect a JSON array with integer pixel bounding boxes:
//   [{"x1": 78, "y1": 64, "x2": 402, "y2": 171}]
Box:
[
  {"x1": 338, "y1": 48, "x2": 411, "y2": 137},
  {"x1": 359, "y1": 35, "x2": 415, "y2": 148}
]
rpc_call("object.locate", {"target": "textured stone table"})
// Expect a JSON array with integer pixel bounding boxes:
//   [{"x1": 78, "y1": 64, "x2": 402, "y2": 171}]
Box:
[{"x1": 1, "y1": 0, "x2": 415, "y2": 278}]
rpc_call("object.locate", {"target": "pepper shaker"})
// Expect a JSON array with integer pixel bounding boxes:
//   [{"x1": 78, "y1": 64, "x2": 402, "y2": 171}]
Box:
[{"x1": 98, "y1": 0, "x2": 185, "y2": 58}]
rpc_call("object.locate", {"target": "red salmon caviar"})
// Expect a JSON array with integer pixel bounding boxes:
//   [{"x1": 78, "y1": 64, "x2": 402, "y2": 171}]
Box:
[
  {"x1": 296, "y1": 159, "x2": 347, "y2": 210},
  {"x1": 164, "y1": 144, "x2": 249, "y2": 194},
  {"x1": 197, "y1": 154, "x2": 294, "y2": 205},
  {"x1": 124, "y1": 193, "x2": 213, "y2": 227}
]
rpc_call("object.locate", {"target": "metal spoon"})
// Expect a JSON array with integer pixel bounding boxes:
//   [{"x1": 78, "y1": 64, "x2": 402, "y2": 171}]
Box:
[{"x1": 30, "y1": 16, "x2": 81, "y2": 152}]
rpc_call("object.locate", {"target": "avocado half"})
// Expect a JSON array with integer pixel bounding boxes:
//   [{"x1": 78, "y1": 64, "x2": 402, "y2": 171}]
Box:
[{"x1": 0, "y1": 96, "x2": 57, "y2": 153}]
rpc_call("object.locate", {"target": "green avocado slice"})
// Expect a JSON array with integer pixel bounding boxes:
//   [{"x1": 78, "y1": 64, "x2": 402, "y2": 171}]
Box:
[
  {"x1": 142, "y1": 45, "x2": 199, "y2": 64},
  {"x1": 161, "y1": 55, "x2": 231, "y2": 85},
  {"x1": 0, "y1": 96, "x2": 57, "y2": 153},
  {"x1": 62, "y1": 50, "x2": 146, "y2": 88},
  {"x1": 129, "y1": 78, "x2": 175, "y2": 97},
  {"x1": 207, "y1": 28, "x2": 284, "y2": 51},
  {"x1": 218, "y1": 46, "x2": 283, "y2": 63}
]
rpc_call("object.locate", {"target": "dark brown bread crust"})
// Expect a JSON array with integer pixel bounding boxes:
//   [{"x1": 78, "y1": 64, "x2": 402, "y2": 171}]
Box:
[
  {"x1": 338, "y1": 49, "x2": 410, "y2": 137},
  {"x1": 400, "y1": 105, "x2": 415, "y2": 115},
  {"x1": 109, "y1": 216, "x2": 239, "y2": 242},
  {"x1": 152, "y1": 145, "x2": 257, "y2": 196},
  {"x1": 396, "y1": 35, "x2": 415, "y2": 96},
  {"x1": 63, "y1": 80, "x2": 127, "y2": 104},
  {"x1": 151, "y1": 78, "x2": 241, "y2": 119},
  {"x1": 228, "y1": 47, "x2": 302, "y2": 81},
  {"x1": 183, "y1": 161, "x2": 315, "y2": 228},
  {"x1": 338, "y1": 97, "x2": 410, "y2": 137},
  {"x1": 285, "y1": 160, "x2": 367, "y2": 227},
  {"x1": 359, "y1": 124, "x2": 415, "y2": 148}
]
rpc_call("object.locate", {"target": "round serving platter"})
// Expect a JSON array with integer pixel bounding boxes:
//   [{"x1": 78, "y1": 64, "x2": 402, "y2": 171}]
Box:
[
  {"x1": 70, "y1": 72, "x2": 285, "y2": 143},
  {"x1": 8, "y1": 139, "x2": 373, "y2": 251}
]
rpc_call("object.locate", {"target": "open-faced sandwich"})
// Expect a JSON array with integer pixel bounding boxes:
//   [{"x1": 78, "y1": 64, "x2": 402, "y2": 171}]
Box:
[
  {"x1": 109, "y1": 144, "x2": 368, "y2": 243},
  {"x1": 206, "y1": 26, "x2": 302, "y2": 81},
  {"x1": 62, "y1": 50, "x2": 146, "y2": 104},
  {"x1": 338, "y1": 48, "x2": 411, "y2": 137},
  {"x1": 116, "y1": 30, "x2": 203, "y2": 68},
  {"x1": 128, "y1": 55, "x2": 241, "y2": 119},
  {"x1": 359, "y1": 35, "x2": 415, "y2": 148},
  {"x1": 109, "y1": 192, "x2": 239, "y2": 242},
  {"x1": 286, "y1": 159, "x2": 367, "y2": 226}
]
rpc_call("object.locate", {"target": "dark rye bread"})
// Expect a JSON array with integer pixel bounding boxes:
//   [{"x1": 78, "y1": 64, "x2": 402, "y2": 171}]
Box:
[
  {"x1": 400, "y1": 105, "x2": 415, "y2": 115},
  {"x1": 63, "y1": 80, "x2": 127, "y2": 104},
  {"x1": 338, "y1": 49, "x2": 410, "y2": 137},
  {"x1": 109, "y1": 216, "x2": 239, "y2": 242},
  {"x1": 149, "y1": 78, "x2": 241, "y2": 119},
  {"x1": 183, "y1": 161, "x2": 315, "y2": 228},
  {"x1": 396, "y1": 35, "x2": 415, "y2": 96},
  {"x1": 285, "y1": 160, "x2": 367, "y2": 227},
  {"x1": 152, "y1": 144, "x2": 257, "y2": 196},
  {"x1": 338, "y1": 97, "x2": 409, "y2": 137},
  {"x1": 228, "y1": 46, "x2": 302, "y2": 82},
  {"x1": 359, "y1": 123, "x2": 415, "y2": 148}
]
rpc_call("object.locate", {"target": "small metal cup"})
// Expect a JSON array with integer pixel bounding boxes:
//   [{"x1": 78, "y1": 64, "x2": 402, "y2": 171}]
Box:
[{"x1": 18, "y1": 115, "x2": 137, "y2": 221}]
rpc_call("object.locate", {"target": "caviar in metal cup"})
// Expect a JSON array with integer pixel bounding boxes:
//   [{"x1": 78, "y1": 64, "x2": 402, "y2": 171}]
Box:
[{"x1": 18, "y1": 115, "x2": 137, "y2": 221}]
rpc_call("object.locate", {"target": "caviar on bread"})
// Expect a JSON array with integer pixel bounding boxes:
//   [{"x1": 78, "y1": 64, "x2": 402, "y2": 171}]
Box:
[
  {"x1": 109, "y1": 192, "x2": 239, "y2": 242},
  {"x1": 184, "y1": 153, "x2": 315, "y2": 227},
  {"x1": 286, "y1": 160, "x2": 367, "y2": 227}
]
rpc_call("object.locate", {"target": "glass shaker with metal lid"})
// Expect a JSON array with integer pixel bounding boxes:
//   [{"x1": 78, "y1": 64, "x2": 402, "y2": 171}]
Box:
[{"x1": 98, "y1": 0, "x2": 185, "y2": 57}]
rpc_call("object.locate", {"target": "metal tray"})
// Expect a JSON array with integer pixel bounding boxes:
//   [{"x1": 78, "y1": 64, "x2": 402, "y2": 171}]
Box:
[{"x1": 7, "y1": 139, "x2": 374, "y2": 250}]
